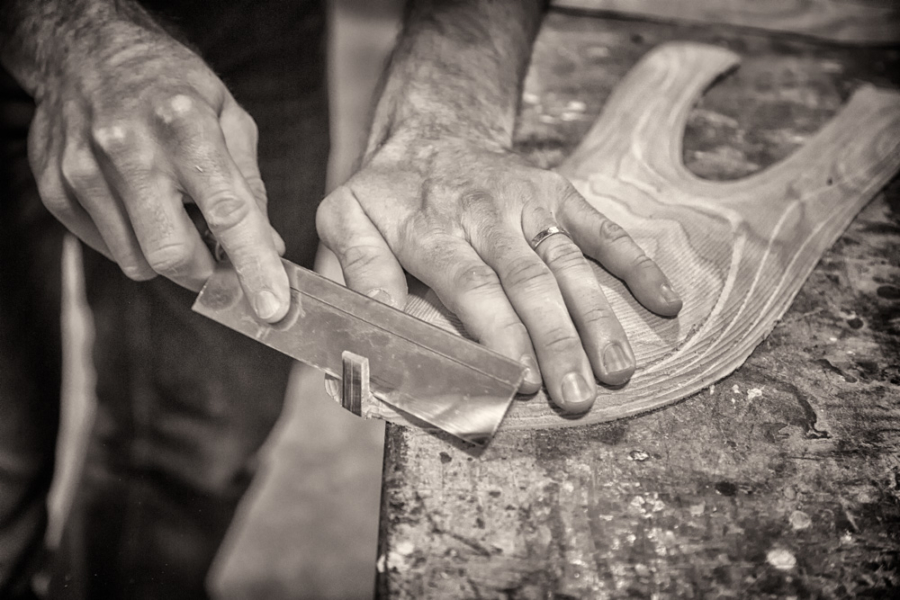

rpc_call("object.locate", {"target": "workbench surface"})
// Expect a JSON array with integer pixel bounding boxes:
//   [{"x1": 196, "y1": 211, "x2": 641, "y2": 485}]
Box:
[{"x1": 377, "y1": 10, "x2": 900, "y2": 599}]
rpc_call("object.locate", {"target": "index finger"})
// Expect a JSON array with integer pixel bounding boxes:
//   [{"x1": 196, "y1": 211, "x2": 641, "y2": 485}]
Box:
[{"x1": 157, "y1": 94, "x2": 289, "y2": 322}]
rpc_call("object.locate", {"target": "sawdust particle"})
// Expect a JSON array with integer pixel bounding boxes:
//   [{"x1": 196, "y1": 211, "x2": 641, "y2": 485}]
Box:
[
  {"x1": 766, "y1": 548, "x2": 797, "y2": 570},
  {"x1": 395, "y1": 540, "x2": 415, "y2": 556},
  {"x1": 790, "y1": 510, "x2": 811, "y2": 530},
  {"x1": 386, "y1": 549, "x2": 410, "y2": 572},
  {"x1": 629, "y1": 450, "x2": 651, "y2": 462},
  {"x1": 648, "y1": 497, "x2": 666, "y2": 512}
]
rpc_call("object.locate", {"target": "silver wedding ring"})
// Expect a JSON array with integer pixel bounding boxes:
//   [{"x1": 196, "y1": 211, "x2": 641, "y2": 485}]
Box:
[{"x1": 529, "y1": 225, "x2": 571, "y2": 250}]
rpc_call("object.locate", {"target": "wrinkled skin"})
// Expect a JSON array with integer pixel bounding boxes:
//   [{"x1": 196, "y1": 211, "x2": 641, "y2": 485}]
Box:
[
  {"x1": 21, "y1": 9, "x2": 682, "y2": 414},
  {"x1": 27, "y1": 24, "x2": 290, "y2": 321},
  {"x1": 317, "y1": 135, "x2": 682, "y2": 413}
]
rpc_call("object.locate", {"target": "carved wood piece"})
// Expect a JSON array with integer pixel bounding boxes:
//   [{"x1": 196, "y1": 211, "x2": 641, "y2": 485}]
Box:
[
  {"x1": 364, "y1": 42, "x2": 900, "y2": 432},
  {"x1": 553, "y1": 0, "x2": 900, "y2": 45}
]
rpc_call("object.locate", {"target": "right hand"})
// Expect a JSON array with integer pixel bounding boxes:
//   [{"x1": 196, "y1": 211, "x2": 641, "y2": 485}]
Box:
[{"x1": 27, "y1": 21, "x2": 290, "y2": 321}]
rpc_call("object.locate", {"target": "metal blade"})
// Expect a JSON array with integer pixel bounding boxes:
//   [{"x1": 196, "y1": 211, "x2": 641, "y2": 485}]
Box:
[{"x1": 193, "y1": 260, "x2": 524, "y2": 447}]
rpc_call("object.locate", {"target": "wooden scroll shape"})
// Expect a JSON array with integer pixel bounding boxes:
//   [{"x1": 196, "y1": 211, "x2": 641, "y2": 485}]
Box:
[
  {"x1": 361, "y1": 42, "x2": 900, "y2": 432},
  {"x1": 553, "y1": 0, "x2": 900, "y2": 45}
]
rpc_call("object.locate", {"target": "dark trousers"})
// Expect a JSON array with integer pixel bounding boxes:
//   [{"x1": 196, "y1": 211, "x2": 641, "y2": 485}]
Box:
[{"x1": 0, "y1": 1, "x2": 329, "y2": 597}]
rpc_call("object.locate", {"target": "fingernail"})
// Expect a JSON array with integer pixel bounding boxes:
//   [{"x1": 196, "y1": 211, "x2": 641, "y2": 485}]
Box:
[
  {"x1": 602, "y1": 342, "x2": 634, "y2": 375},
  {"x1": 660, "y1": 281, "x2": 680, "y2": 305},
  {"x1": 367, "y1": 288, "x2": 396, "y2": 308},
  {"x1": 255, "y1": 290, "x2": 282, "y2": 321},
  {"x1": 520, "y1": 355, "x2": 541, "y2": 387},
  {"x1": 561, "y1": 372, "x2": 594, "y2": 409}
]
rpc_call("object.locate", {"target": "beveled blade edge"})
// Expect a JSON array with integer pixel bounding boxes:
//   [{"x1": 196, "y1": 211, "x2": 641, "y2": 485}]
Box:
[{"x1": 193, "y1": 260, "x2": 524, "y2": 447}]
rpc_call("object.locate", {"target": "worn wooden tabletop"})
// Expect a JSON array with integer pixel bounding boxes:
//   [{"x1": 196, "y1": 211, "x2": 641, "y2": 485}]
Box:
[{"x1": 377, "y1": 10, "x2": 900, "y2": 600}]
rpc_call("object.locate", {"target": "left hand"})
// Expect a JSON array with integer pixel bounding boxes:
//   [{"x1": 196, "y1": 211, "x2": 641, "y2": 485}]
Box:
[{"x1": 316, "y1": 134, "x2": 682, "y2": 414}]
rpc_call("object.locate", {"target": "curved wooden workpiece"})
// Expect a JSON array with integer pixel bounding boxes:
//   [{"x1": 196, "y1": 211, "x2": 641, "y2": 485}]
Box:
[
  {"x1": 383, "y1": 42, "x2": 900, "y2": 431},
  {"x1": 554, "y1": 0, "x2": 900, "y2": 45}
]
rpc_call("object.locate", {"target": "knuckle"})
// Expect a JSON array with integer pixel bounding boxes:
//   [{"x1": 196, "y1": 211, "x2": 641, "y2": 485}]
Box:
[
  {"x1": 458, "y1": 189, "x2": 496, "y2": 214},
  {"x1": 146, "y1": 243, "x2": 193, "y2": 276},
  {"x1": 401, "y1": 209, "x2": 443, "y2": 237},
  {"x1": 315, "y1": 192, "x2": 337, "y2": 219},
  {"x1": 91, "y1": 122, "x2": 133, "y2": 154},
  {"x1": 453, "y1": 264, "x2": 500, "y2": 295},
  {"x1": 204, "y1": 194, "x2": 252, "y2": 233},
  {"x1": 316, "y1": 187, "x2": 351, "y2": 228},
  {"x1": 503, "y1": 255, "x2": 550, "y2": 290},
  {"x1": 579, "y1": 305, "x2": 616, "y2": 327},
  {"x1": 497, "y1": 318, "x2": 528, "y2": 339},
  {"x1": 60, "y1": 146, "x2": 100, "y2": 190},
  {"x1": 339, "y1": 244, "x2": 383, "y2": 275},
  {"x1": 398, "y1": 217, "x2": 454, "y2": 256},
  {"x1": 322, "y1": 186, "x2": 351, "y2": 210},
  {"x1": 478, "y1": 318, "x2": 528, "y2": 347},
  {"x1": 539, "y1": 170, "x2": 575, "y2": 200},
  {"x1": 598, "y1": 218, "x2": 631, "y2": 244},
  {"x1": 505, "y1": 177, "x2": 539, "y2": 201},
  {"x1": 542, "y1": 242, "x2": 584, "y2": 272},
  {"x1": 542, "y1": 327, "x2": 582, "y2": 353},
  {"x1": 630, "y1": 252, "x2": 656, "y2": 271},
  {"x1": 152, "y1": 93, "x2": 201, "y2": 126}
]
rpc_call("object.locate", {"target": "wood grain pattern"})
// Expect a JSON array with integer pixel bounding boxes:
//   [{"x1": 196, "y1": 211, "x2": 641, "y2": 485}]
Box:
[
  {"x1": 378, "y1": 15, "x2": 900, "y2": 599},
  {"x1": 553, "y1": 0, "x2": 900, "y2": 45},
  {"x1": 368, "y1": 42, "x2": 900, "y2": 432}
]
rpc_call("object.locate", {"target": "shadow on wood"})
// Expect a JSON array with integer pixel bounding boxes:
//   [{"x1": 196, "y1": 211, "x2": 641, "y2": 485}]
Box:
[{"x1": 373, "y1": 42, "x2": 900, "y2": 431}]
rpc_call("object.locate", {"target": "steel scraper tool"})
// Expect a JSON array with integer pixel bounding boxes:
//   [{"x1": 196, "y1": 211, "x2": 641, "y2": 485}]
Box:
[{"x1": 193, "y1": 259, "x2": 525, "y2": 447}]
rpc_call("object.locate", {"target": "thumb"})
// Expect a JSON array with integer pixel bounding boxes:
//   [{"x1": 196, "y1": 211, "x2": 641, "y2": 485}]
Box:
[{"x1": 316, "y1": 185, "x2": 408, "y2": 310}]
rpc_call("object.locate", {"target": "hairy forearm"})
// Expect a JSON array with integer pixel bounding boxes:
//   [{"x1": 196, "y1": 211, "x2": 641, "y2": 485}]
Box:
[
  {"x1": 0, "y1": 0, "x2": 164, "y2": 98},
  {"x1": 367, "y1": 0, "x2": 546, "y2": 157}
]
